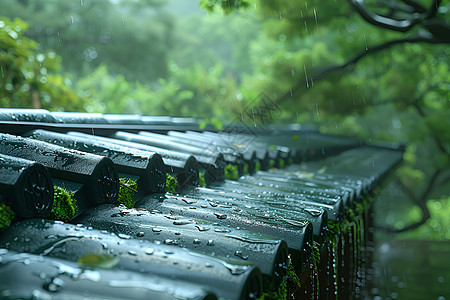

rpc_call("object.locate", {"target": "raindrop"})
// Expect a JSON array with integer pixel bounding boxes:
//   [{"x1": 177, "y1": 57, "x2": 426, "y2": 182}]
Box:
[
  {"x1": 152, "y1": 227, "x2": 163, "y2": 233},
  {"x1": 117, "y1": 233, "x2": 131, "y2": 239},
  {"x1": 173, "y1": 220, "x2": 192, "y2": 226},
  {"x1": 44, "y1": 277, "x2": 65, "y2": 292},
  {"x1": 136, "y1": 232, "x2": 145, "y2": 237},
  {"x1": 304, "y1": 65, "x2": 309, "y2": 88},
  {"x1": 163, "y1": 239, "x2": 177, "y2": 245},
  {"x1": 313, "y1": 9, "x2": 318, "y2": 30},
  {"x1": 207, "y1": 240, "x2": 215, "y2": 246},
  {"x1": 234, "y1": 251, "x2": 249, "y2": 260},
  {"x1": 225, "y1": 234, "x2": 279, "y2": 245},
  {"x1": 214, "y1": 213, "x2": 227, "y2": 219},
  {"x1": 145, "y1": 248, "x2": 154, "y2": 255},
  {"x1": 195, "y1": 225, "x2": 210, "y2": 232},
  {"x1": 128, "y1": 250, "x2": 137, "y2": 256},
  {"x1": 282, "y1": 218, "x2": 308, "y2": 227},
  {"x1": 193, "y1": 239, "x2": 201, "y2": 244},
  {"x1": 305, "y1": 208, "x2": 322, "y2": 217}
]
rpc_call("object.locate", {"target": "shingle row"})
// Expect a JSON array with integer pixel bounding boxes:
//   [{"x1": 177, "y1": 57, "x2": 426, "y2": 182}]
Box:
[{"x1": 0, "y1": 109, "x2": 403, "y2": 299}]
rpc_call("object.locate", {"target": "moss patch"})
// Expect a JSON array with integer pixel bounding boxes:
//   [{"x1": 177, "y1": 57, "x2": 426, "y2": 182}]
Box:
[
  {"x1": 199, "y1": 172, "x2": 207, "y2": 187},
  {"x1": 0, "y1": 203, "x2": 15, "y2": 230},
  {"x1": 255, "y1": 162, "x2": 261, "y2": 172},
  {"x1": 269, "y1": 159, "x2": 275, "y2": 169},
  {"x1": 50, "y1": 186, "x2": 78, "y2": 222},
  {"x1": 225, "y1": 164, "x2": 239, "y2": 180},
  {"x1": 118, "y1": 178, "x2": 138, "y2": 208},
  {"x1": 257, "y1": 254, "x2": 301, "y2": 300},
  {"x1": 279, "y1": 159, "x2": 285, "y2": 169},
  {"x1": 166, "y1": 174, "x2": 178, "y2": 193},
  {"x1": 310, "y1": 241, "x2": 321, "y2": 300},
  {"x1": 243, "y1": 163, "x2": 249, "y2": 175}
]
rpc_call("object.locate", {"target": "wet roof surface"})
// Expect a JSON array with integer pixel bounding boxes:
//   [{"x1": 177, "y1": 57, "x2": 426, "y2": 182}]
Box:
[{"x1": 0, "y1": 109, "x2": 403, "y2": 299}]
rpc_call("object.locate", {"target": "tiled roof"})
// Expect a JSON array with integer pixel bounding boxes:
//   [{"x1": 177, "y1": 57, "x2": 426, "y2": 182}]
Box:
[{"x1": 0, "y1": 109, "x2": 403, "y2": 299}]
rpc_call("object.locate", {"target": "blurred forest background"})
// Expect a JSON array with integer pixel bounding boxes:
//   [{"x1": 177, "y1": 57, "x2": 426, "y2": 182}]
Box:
[{"x1": 0, "y1": 0, "x2": 449, "y2": 250}]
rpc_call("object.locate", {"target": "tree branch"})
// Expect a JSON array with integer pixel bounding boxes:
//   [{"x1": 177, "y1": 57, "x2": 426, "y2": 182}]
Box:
[
  {"x1": 273, "y1": 33, "x2": 443, "y2": 107},
  {"x1": 378, "y1": 168, "x2": 443, "y2": 233},
  {"x1": 349, "y1": 0, "x2": 422, "y2": 32},
  {"x1": 411, "y1": 99, "x2": 449, "y2": 155},
  {"x1": 426, "y1": 0, "x2": 441, "y2": 19},
  {"x1": 401, "y1": 0, "x2": 427, "y2": 14}
]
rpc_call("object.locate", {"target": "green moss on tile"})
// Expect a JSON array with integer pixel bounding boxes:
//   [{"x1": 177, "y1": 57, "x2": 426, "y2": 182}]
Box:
[
  {"x1": 166, "y1": 174, "x2": 178, "y2": 193},
  {"x1": 199, "y1": 172, "x2": 207, "y2": 187},
  {"x1": 225, "y1": 164, "x2": 239, "y2": 180},
  {"x1": 0, "y1": 203, "x2": 15, "y2": 230},
  {"x1": 269, "y1": 159, "x2": 275, "y2": 169},
  {"x1": 257, "y1": 254, "x2": 301, "y2": 300},
  {"x1": 49, "y1": 186, "x2": 78, "y2": 222},
  {"x1": 118, "y1": 178, "x2": 138, "y2": 208},
  {"x1": 243, "y1": 163, "x2": 249, "y2": 175}
]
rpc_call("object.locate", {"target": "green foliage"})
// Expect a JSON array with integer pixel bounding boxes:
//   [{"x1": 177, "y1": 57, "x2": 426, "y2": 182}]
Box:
[
  {"x1": 199, "y1": 118, "x2": 224, "y2": 131},
  {"x1": 165, "y1": 174, "x2": 178, "y2": 193},
  {"x1": 0, "y1": 17, "x2": 85, "y2": 111},
  {"x1": 0, "y1": 203, "x2": 15, "y2": 230},
  {"x1": 200, "y1": 0, "x2": 251, "y2": 14},
  {"x1": 1, "y1": 0, "x2": 175, "y2": 83},
  {"x1": 118, "y1": 178, "x2": 138, "y2": 208},
  {"x1": 402, "y1": 197, "x2": 450, "y2": 240},
  {"x1": 77, "y1": 62, "x2": 240, "y2": 118},
  {"x1": 198, "y1": 172, "x2": 207, "y2": 187},
  {"x1": 49, "y1": 186, "x2": 78, "y2": 222},
  {"x1": 255, "y1": 162, "x2": 261, "y2": 172},
  {"x1": 225, "y1": 164, "x2": 239, "y2": 180}
]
